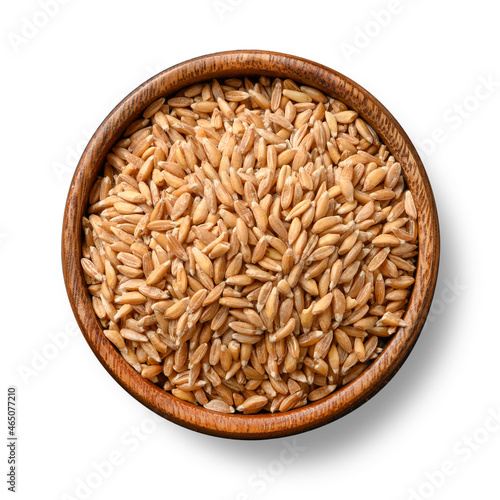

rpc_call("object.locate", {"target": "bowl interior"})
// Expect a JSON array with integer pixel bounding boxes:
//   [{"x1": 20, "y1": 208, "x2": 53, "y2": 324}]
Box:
[{"x1": 62, "y1": 50, "x2": 439, "y2": 439}]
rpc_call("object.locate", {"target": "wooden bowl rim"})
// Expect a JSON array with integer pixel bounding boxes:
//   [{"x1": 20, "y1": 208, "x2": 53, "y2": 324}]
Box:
[{"x1": 62, "y1": 50, "x2": 440, "y2": 439}]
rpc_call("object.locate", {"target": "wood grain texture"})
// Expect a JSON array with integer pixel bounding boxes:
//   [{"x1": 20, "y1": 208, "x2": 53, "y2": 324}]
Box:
[{"x1": 62, "y1": 50, "x2": 440, "y2": 440}]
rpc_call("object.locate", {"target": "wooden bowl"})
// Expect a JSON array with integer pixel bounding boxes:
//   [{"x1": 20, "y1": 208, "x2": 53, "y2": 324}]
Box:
[{"x1": 62, "y1": 50, "x2": 439, "y2": 439}]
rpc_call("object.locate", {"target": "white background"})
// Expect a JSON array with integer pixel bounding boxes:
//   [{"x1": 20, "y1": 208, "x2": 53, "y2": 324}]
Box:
[{"x1": 2, "y1": 1, "x2": 500, "y2": 499}]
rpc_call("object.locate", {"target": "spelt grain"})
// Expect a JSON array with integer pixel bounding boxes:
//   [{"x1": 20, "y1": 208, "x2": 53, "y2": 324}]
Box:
[{"x1": 82, "y1": 76, "x2": 418, "y2": 414}]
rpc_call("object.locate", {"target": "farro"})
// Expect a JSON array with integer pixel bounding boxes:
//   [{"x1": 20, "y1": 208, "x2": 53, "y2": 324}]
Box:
[{"x1": 81, "y1": 76, "x2": 418, "y2": 414}]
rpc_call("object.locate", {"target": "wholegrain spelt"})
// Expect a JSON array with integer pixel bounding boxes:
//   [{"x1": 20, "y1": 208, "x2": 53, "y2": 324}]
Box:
[{"x1": 81, "y1": 76, "x2": 418, "y2": 414}]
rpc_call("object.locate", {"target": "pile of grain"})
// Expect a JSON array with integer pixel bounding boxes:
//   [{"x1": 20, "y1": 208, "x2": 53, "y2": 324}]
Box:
[{"x1": 81, "y1": 76, "x2": 418, "y2": 414}]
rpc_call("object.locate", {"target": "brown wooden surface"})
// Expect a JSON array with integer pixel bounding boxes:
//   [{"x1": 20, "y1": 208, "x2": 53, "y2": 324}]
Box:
[{"x1": 62, "y1": 50, "x2": 440, "y2": 440}]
